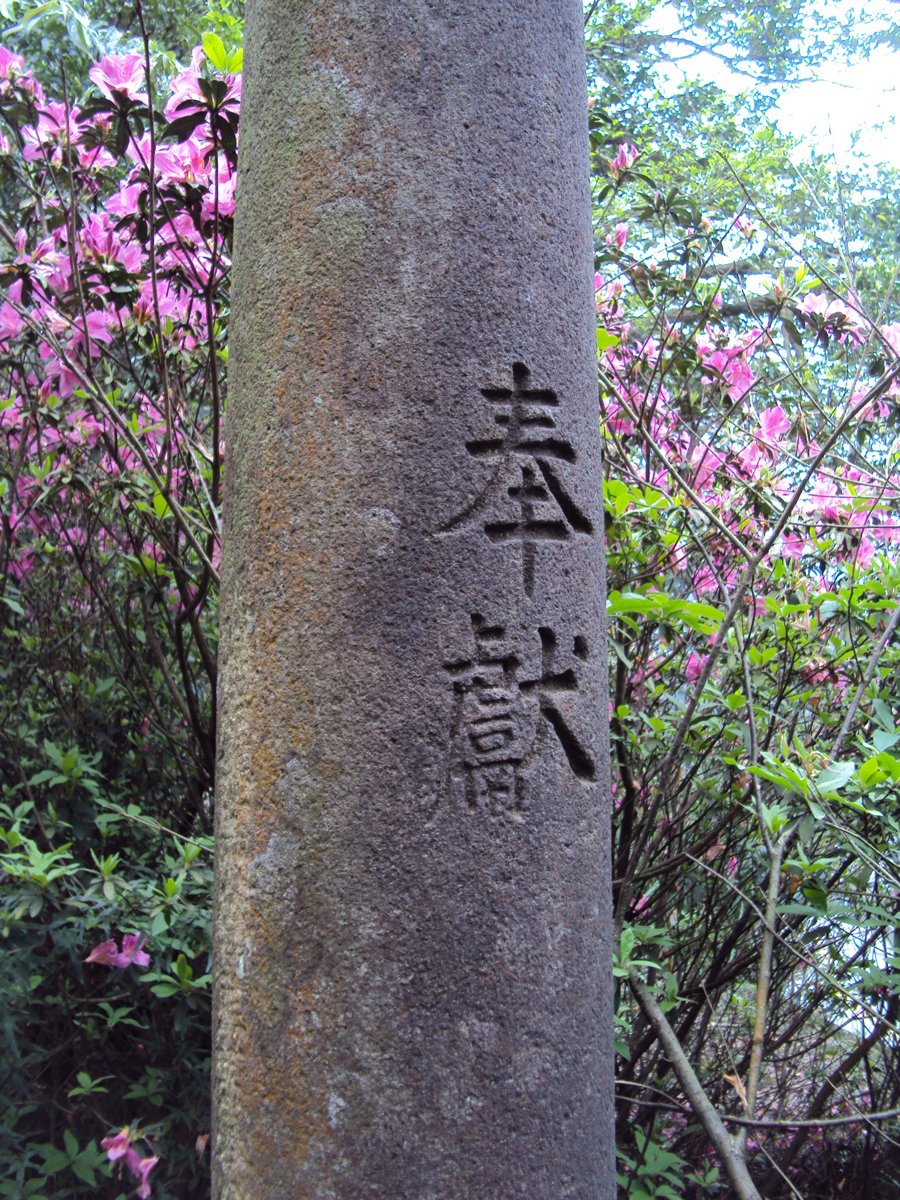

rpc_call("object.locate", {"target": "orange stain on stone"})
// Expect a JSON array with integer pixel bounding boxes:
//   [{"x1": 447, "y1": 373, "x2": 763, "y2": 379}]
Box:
[{"x1": 233, "y1": 971, "x2": 335, "y2": 1185}]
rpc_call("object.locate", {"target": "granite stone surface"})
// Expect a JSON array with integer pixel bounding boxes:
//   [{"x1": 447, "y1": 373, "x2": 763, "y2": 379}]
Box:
[{"x1": 214, "y1": 2, "x2": 614, "y2": 1195}]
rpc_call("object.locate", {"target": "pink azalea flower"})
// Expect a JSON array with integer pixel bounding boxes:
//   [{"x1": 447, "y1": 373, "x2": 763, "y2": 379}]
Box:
[
  {"x1": 89, "y1": 54, "x2": 148, "y2": 104},
  {"x1": 163, "y1": 46, "x2": 241, "y2": 122},
  {"x1": 0, "y1": 46, "x2": 41, "y2": 100},
  {"x1": 85, "y1": 939, "x2": 121, "y2": 967},
  {"x1": 136, "y1": 1157, "x2": 159, "y2": 1199},
  {"x1": 102, "y1": 1130, "x2": 159, "y2": 1198},
  {"x1": 79, "y1": 211, "x2": 143, "y2": 273},
  {"x1": 101, "y1": 1130, "x2": 132, "y2": 1161},
  {"x1": 757, "y1": 405, "x2": 791, "y2": 442},
  {"x1": 798, "y1": 291, "x2": 828, "y2": 317},
  {"x1": 691, "y1": 443, "x2": 726, "y2": 490},
  {"x1": 0, "y1": 301, "x2": 24, "y2": 346},
  {"x1": 603, "y1": 395, "x2": 635, "y2": 436},
  {"x1": 8, "y1": 548, "x2": 35, "y2": 581},
  {"x1": 799, "y1": 292, "x2": 865, "y2": 343},
  {"x1": 692, "y1": 567, "x2": 718, "y2": 595},
  {"x1": 22, "y1": 102, "x2": 85, "y2": 164},
  {"x1": 855, "y1": 391, "x2": 889, "y2": 421},
  {"x1": 105, "y1": 182, "x2": 142, "y2": 218},
  {"x1": 118, "y1": 933, "x2": 150, "y2": 968},
  {"x1": 685, "y1": 652, "x2": 708, "y2": 683},
  {"x1": 605, "y1": 221, "x2": 628, "y2": 250},
  {"x1": 84, "y1": 933, "x2": 150, "y2": 969},
  {"x1": 0, "y1": 44, "x2": 25, "y2": 79},
  {"x1": 609, "y1": 142, "x2": 638, "y2": 177},
  {"x1": 723, "y1": 357, "x2": 755, "y2": 401},
  {"x1": 735, "y1": 214, "x2": 755, "y2": 238},
  {"x1": 853, "y1": 535, "x2": 875, "y2": 570},
  {"x1": 163, "y1": 47, "x2": 205, "y2": 118},
  {"x1": 201, "y1": 168, "x2": 236, "y2": 221},
  {"x1": 808, "y1": 479, "x2": 843, "y2": 522},
  {"x1": 698, "y1": 340, "x2": 757, "y2": 401},
  {"x1": 131, "y1": 278, "x2": 181, "y2": 325},
  {"x1": 124, "y1": 1149, "x2": 159, "y2": 1200},
  {"x1": 80, "y1": 139, "x2": 117, "y2": 172}
]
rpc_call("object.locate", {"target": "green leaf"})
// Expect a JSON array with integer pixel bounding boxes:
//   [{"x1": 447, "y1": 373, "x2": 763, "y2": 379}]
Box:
[
  {"x1": 41, "y1": 1149, "x2": 69, "y2": 1173},
  {"x1": 8, "y1": 1, "x2": 56, "y2": 32},
  {"x1": 596, "y1": 326, "x2": 620, "y2": 353},
  {"x1": 619, "y1": 926, "x2": 635, "y2": 962},
  {"x1": 66, "y1": 11, "x2": 91, "y2": 55},
  {"x1": 760, "y1": 801, "x2": 789, "y2": 836},
  {"x1": 872, "y1": 698, "x2": 895, "y2": 731},
  {"x1": 801, "y1": 882, "x2": 828, "y2": 913},
  {"x1": 173, "y1": 952, "x2": 194, "y2": 981},
  {"x1": 71, "y1": 1159, "x2": 97, "y2": 1186},
  {"x1": 202, "y1": 31, "x2": 228, "y2": 71},
  {"x1": 749, "y1": 758, "x2": 809, "y2": 798},
  {"x1": 815, "y1": 760, "x2": 855, "y2": 794},
  {"x1": 150, "y1": 980, "x2": 183, "y2": 997},
  {"x1": 162, "y1": 111, "x2": 208, "y2": 142},
  {"x1": 28, "y1": 769, "x2": 62, "y2": 786},
  {"x1": 115, "y1": 115, "x2": 130, "y2": 157}
]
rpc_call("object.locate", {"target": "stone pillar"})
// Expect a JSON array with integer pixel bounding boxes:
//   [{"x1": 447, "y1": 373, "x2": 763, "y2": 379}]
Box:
[{"x1": 213, "y1": 2, "x2": 614, "y2": 1196}]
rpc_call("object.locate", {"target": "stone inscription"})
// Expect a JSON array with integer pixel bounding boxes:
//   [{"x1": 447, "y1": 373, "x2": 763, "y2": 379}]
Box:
[
  {"x1": 442, "y1": 362, "x2": 593, "y2": 597},
  {"x1": 443, "y1": 614, "x2": 595, "y2": 817},
  {"x1": 442, "y1": 362, "x2": 596, "y2": 815}
]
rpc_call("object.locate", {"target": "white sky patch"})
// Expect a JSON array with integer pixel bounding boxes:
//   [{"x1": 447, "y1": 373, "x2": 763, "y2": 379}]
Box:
[
  {"x1": 770, "y1": 48, "x2": 900, "y2": 168},
  {"x1": 643, "y1": 0, "x2": 900, "y2": 168}
]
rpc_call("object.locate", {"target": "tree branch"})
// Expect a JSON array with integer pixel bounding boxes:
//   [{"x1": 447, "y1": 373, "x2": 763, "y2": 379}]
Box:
[{"x1": 630, "y1": 973, "x2": 763, "y2": 1200}]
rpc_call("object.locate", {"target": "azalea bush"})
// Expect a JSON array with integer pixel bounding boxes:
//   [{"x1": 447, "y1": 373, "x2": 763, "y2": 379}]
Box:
[
  {"x1": 1, "y1": 10, "x2": 899, "y2": 1200},
  {"x1": 0, "y1": 31, "x2": 237, "y2": 1198},
  {"x1": 593, "y1": 132, "x2": 900, "y2": 1196}
]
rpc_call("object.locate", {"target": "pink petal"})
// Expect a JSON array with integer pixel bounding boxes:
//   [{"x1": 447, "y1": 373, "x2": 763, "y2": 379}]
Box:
[
  {"x1": 117, "y1": 933, "x2": 150, "y2": 969},
  {"x1": 85, "y1": 939, "x2": 120, "y2": 967},
  {"x1": 101, "y1": 1129, "x2": 131, "y2": 1161}
]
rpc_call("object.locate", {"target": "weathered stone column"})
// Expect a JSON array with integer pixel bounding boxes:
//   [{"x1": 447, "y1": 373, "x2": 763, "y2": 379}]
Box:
[{"x1": 213, "y1": 1, "x2": 614, "y2": 1196}]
